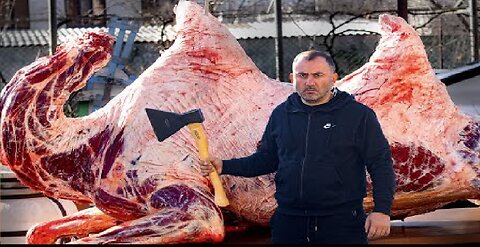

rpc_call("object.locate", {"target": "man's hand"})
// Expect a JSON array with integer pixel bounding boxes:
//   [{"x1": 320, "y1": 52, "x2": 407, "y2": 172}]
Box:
[
  {"x1": 199, "y1": 156, "x2": 223, "y2": 176},
  {"x1": 365, "y1": 212, "x2": 391, "y2": 240}
]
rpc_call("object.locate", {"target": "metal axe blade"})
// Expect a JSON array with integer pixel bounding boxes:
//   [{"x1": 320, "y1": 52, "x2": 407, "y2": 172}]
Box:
[
  {"x1": 145, "y1": 107, "x2": 230, "y2": 207},
  {"x1": 145, "y1": 108, "x2": 204, "y2": 142}
]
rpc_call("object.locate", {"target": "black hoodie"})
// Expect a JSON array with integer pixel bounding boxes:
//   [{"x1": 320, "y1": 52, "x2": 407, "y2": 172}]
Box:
[{"x1": 223, "y1": 89, "x2": 396, "y2": 216}]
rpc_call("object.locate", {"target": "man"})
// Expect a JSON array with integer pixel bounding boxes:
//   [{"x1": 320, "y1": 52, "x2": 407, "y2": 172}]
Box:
[{"x1": 200, "y1": 50, "x2": 396, "y2": 244}]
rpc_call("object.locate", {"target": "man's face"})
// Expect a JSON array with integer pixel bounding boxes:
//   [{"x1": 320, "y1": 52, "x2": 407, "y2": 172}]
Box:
[{"x1": 289, "y1": 56, "x2": 338, "y2": 106}]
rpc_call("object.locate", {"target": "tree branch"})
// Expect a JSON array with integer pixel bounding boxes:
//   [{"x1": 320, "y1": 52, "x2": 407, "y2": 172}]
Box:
[{"x1": 412, "y1": 8, "x2": 466, "y2": 30}]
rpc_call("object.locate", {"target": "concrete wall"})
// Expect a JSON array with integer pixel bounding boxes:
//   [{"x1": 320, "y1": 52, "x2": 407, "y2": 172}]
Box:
[
  {"x1": 106, "y1": 0, "x2": 141, "y2": 19},
  {"x1": 29, "y1": 0, "x2": 66, "y2": 29}
]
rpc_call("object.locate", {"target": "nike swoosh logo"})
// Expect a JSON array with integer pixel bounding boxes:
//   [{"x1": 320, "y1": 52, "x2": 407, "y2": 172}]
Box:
[{"x1": 323, "y1": 123, "x2": 336, "y2": 129}]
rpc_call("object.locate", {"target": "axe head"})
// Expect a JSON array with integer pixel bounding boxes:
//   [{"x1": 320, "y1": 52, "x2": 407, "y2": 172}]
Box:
[{"x1": 145, "y1": 108, "x2": 204, "y2": 142}]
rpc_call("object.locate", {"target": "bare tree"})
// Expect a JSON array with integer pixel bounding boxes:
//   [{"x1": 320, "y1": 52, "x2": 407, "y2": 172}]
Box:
[{"x1": 196, "y1": 0, "x2": 472, "y2": 76}]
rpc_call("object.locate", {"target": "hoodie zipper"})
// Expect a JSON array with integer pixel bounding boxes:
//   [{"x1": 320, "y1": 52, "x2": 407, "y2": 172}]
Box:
[{"x1": 300, "y1": 113, "x2": 312, "y2": 204}]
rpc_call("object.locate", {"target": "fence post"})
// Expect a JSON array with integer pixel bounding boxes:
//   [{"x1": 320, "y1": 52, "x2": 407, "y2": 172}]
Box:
[
  {"x1": 275, "y1": 0, "x2": 284, "y2": 82},
  {"x1": 48, "y1": 0, "x2": 57, "y2": 55},
  {"x1": 397, "y1": 0, "x2": 408, "y2": 23},
  {"x1": 469, "y1": 0, "x2": 479, "y2": 62}
]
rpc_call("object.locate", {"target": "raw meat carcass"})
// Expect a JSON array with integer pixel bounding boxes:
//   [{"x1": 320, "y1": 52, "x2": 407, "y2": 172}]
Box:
[
  {"x1": 0, "y1": 1, "x2": 281, "y2": 244},
  {"x1": 0, "y1": 0, "x2": 478, "y2": 244},
  {"x1": 336, "y1": 14, "x2": 480, "y2": 218}
]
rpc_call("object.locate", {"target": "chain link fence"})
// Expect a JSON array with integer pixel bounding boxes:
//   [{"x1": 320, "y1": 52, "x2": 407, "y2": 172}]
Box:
[
  {"x1": 422, "y1": 34, "x2": 471, "y2": 69},
  {"x1": 239, "y1": 33, "x2": 470, "y2": 81},
  {"x1": 0, "y1": 46, "x2": 49, "y2": 86},
  {"x1": 0, "y1": 34, "x2": 473, "y2": 91},
  {"x1": 238, "y1": 36, "x2": 376, "y2": 80}
]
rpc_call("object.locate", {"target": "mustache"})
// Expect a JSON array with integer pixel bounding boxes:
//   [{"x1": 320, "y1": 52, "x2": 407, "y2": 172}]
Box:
[{"x1": 303, "y1": 87, "x2": 317, "y2": 91}]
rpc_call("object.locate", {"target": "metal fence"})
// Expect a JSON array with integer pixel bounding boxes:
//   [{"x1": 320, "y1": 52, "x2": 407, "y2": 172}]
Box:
[
  {"x1": 237, "y1": 35, "x2": 381, "y2": 80},
  {"x1": 237, "y1": 34, "x2": 470, "y2": 80},
  {"x1": 422, "y1": 34, "x2": 471, "y2": 70},
  {"x1": 0, "y1": 46, "x2": 49, "y2": 84},
  {"x1": 0, "y1": 34, "x2": 472, "y2": 89}
]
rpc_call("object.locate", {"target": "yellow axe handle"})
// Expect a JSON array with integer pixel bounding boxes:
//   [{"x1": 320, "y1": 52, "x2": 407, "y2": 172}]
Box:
[{"x1": 187, "y1": 123, "x2": 230, "y2": 207}]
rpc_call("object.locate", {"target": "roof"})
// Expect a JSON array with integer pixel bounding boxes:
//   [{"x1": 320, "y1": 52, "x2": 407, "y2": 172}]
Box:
[
  {"x1": 0, "y1": 18, "x2": 380, "y2": 47},
  {"x1": 0, "y1": 25, "x2": 177, "y2": 47},
  {"x1": 442, "y1": 63, "x2": 480, "y2": 118},
  {"x1": 437, "y1": 62, "x2": 480, "y2": 86}
]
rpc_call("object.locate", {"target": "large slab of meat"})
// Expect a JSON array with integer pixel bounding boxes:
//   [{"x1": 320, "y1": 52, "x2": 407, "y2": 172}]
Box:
[
  {"x1": 0, "y1": 0, "x2": 478, "y2": 244},
  {"x1": 336, "y1": 14, "x2": 480, "y2": 217}
]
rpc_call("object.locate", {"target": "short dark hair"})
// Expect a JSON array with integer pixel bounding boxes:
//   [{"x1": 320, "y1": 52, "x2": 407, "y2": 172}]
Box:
[{"x1": 293, "y1": 50, "x2": 336, "y2": 72}]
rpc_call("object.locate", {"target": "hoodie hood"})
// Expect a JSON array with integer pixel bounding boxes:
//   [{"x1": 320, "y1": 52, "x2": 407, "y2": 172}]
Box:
[{"x1": 286, "y1": 88, "x2": 355, "y2": 113}]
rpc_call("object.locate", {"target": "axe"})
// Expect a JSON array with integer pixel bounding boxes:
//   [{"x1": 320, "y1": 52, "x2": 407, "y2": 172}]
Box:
[{"x1": 145, "y1": 108, "x2": 230, "y2": 207}]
